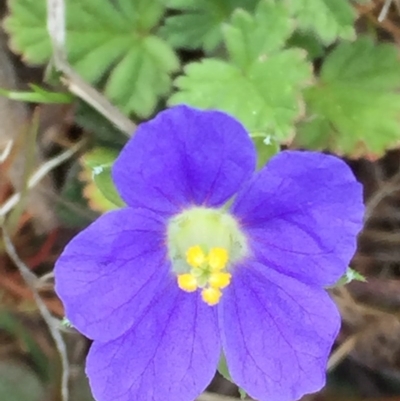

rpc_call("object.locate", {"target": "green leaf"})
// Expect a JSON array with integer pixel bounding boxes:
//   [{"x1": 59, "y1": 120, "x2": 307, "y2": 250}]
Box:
[
  {"x1": 83, "y1": 148, "x2": 125, "y2": 208},
  {"x1": 296, "y1": 38, "x2": 400, "y2": 158},
  {"x1": 218, "y1": 354, "x2": 230, "y2": 380},
  {"x1": 5, "y1": 0, "x2": 49, "y2": 63},
  {"x1": 287, "y1": 31, "x2": 325, "y2": 60},
  {"x1": 92, "y1": 166, "x2": 125, "y2": 209},
  {"x1": 0, "y1": 84, "x2": 73, "y2": 104},
  {"x1": 171, "y1": 52, "x2": 311, "y2": 141},
  {"x1": 170, "y1": 0, "x2": 311, "y2": 141},
  {"x1": 288, "y1": 0, "x2": 356, "y2": 45},
  {"x1": 84, "y1": 147, "x2": 120, "y2": 170},
  {"x1": 5, "y1": 0, "x2": 179, "y2": 117},
  {"x1": 251, "y1": 134, "x2": 280, "y2": 169},
  {"x1": 223, "y1": 0, "x2": 295, "y2": 69},
  {"x1": 160, "y1": 0, "x2": 258, "y2": 52}
]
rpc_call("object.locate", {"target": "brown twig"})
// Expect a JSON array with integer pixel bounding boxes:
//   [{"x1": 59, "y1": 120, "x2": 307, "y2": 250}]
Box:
[
  {"x1": 327, "y1": 335, "x2": 358, "y2": 371},
  {"x1": 355, "y1": 1, "x2": 400, "y2": 43}
]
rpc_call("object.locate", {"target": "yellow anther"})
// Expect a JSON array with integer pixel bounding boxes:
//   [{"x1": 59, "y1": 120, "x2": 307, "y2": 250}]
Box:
[
  {"x1": 209, "y1": 272, "x2": 231, "y2": 289},
  {"x1": 208, "y1": 248, "x2": 229, "y2": 271},
  {"x1": 201, "y1": 287, "x2": 222, "y2": 306},
  {"x1": 177, "y1": 274, "x2": 198, "y2": 292},
  {"x1": 186, "y1": 245, "x2": 206, "y2": 268},
  {"x1": 180, "y1": 245, "x2": 231, "y2": 305}
]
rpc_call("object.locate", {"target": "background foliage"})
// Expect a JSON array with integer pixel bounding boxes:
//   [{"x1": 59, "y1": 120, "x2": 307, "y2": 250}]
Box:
[{"x1": 5, "y1": 0, "x2": 400, "y2": 161}]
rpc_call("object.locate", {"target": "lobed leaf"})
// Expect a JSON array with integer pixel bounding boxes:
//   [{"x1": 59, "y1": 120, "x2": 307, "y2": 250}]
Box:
[
  {"x1": 5, "y1": 0, "x2": 179, "y2": 118},
  {"x1": 160, "y1": 0, "x2": 258, "y2": 52},
  {"x1": 296, "y1": 38, "x2": 400, "y2": 158},
  {"x1": 170, "y1": 0, "x2": 312, "y2": 141},
  {"x1": 288, "y1": 0, "x2": 356, "y2": 45},
  {"x1": 223, "y1": 0, "x2": 294, "y2": 69}
]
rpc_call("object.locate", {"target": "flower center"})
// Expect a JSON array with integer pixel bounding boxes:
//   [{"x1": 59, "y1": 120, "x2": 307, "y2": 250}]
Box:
[{"x1": 166, "y1": 207, "x2": 248, "y2": 306}]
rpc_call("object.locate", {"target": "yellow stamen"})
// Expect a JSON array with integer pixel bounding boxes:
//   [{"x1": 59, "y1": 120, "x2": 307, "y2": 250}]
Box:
[
  {"x1": 179, "y1": 245, "x2": 231, "y2": 305},
  {"x1": 209, "y1": 272, "x2": 231, "y2": 289},
  {"x1": 208, "y1": 248, "x2": 228, "y2": 271},
  {"x1": 177, "y1": 274, "x2": 198, "y2": 292},
  {"x1": 201, "y1": 287, "x2": 222, "y2": 306},
  {"x1": 186, "y1": 245, "x2": 206, "y2": 268}
]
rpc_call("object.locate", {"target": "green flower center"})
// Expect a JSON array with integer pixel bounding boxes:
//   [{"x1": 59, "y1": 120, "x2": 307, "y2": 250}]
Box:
[{"x1": 166, "y1": 207, "x2": 248, "y2": 305}]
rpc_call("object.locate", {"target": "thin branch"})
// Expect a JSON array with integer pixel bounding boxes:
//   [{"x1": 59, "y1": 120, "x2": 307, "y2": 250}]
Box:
[
  {"x1": 60, "y1": 70, "x2": 136, "y2": 135},
  {"x1": 6, "y1": 109, "x2": 40, "y2": 233},
  {"x1": 46, "y1": 0, "x2": 66, "y2": 63},
  {"x1": 0, "y1": 140, "x2": 84, "y2": 217},
  {"x1": 363, "y1": 171, "x2": 400, "y2": 223},
  {"x1": 1, "y1": 225, "x2": 69, "y2": 401},
  {"x1": 327, "y1": 335, "x2": 358, "y2": 371},
  {"x1": 378, "y1": 0, "x2": 393, "y2": 21},
  {"x1": 0, "y1": 140, "x2": 13, "y2": 163},
  {"x1": 46, "y1": 0, "x2": 136, "y2": 136}
]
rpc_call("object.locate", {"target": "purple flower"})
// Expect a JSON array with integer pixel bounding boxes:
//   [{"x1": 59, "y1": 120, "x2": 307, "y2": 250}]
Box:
[{"x1": 55, "y1": 106, "x2": 364, "y2": 401}]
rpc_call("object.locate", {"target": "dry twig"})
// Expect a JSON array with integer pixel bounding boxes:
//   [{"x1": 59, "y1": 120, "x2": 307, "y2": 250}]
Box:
[
  {"x1": 0, "y1": 138, "x2": 83, "y2": 401},
  {"x1": 363, "y1": 170, "x2": 400, "y2": 223},
  {"x1": 378, "y1": 0, "x2": 394, "y2": 21},
  {"x1": 327, "y1": 335, "x2": 358, "y2": 371},
  {"x1": 1, "y1": 226, "x2": 70, "y2": 401},
  {"x1": 0, "y1": 140, "x2": 84, "y2": 217},
  {"x1": 46, "y1": 0, "x2": 136, "y2": 136}
]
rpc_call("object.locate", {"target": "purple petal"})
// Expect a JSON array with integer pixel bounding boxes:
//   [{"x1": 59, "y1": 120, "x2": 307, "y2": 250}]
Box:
[
  {"x1": 220, "y1": 262, "x2": 340, "y2": 401},
  {"x1": 86, "y1": 278, "x2": 220, "y2": 401},
  {"x1": 231, "y1": 151, "x2": 364, "y2": 286},
  {"x1": 113, "y1": 105, "x2": 256, "y2": 216},
  {"x1": 55, "y1": 208, "x2": 169, "y2": 341}
]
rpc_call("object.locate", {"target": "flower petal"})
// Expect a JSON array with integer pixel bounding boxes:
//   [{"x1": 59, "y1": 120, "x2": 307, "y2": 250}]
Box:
[
  {"x1": 113, "y1": 105, "x2": 256, "y2": 216},
  {"x1": 232, "y1": 151, "x2": 364, "y2": 286},
  {"x1": 55, "y1": 208, "x2": 169, "y2": 341},
  {"x1": 86, "y1": 279, "x2": 220, "y2": 401},
  {"x1": 220, "y1": 262, "x2": 340, "y2": 401}
]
